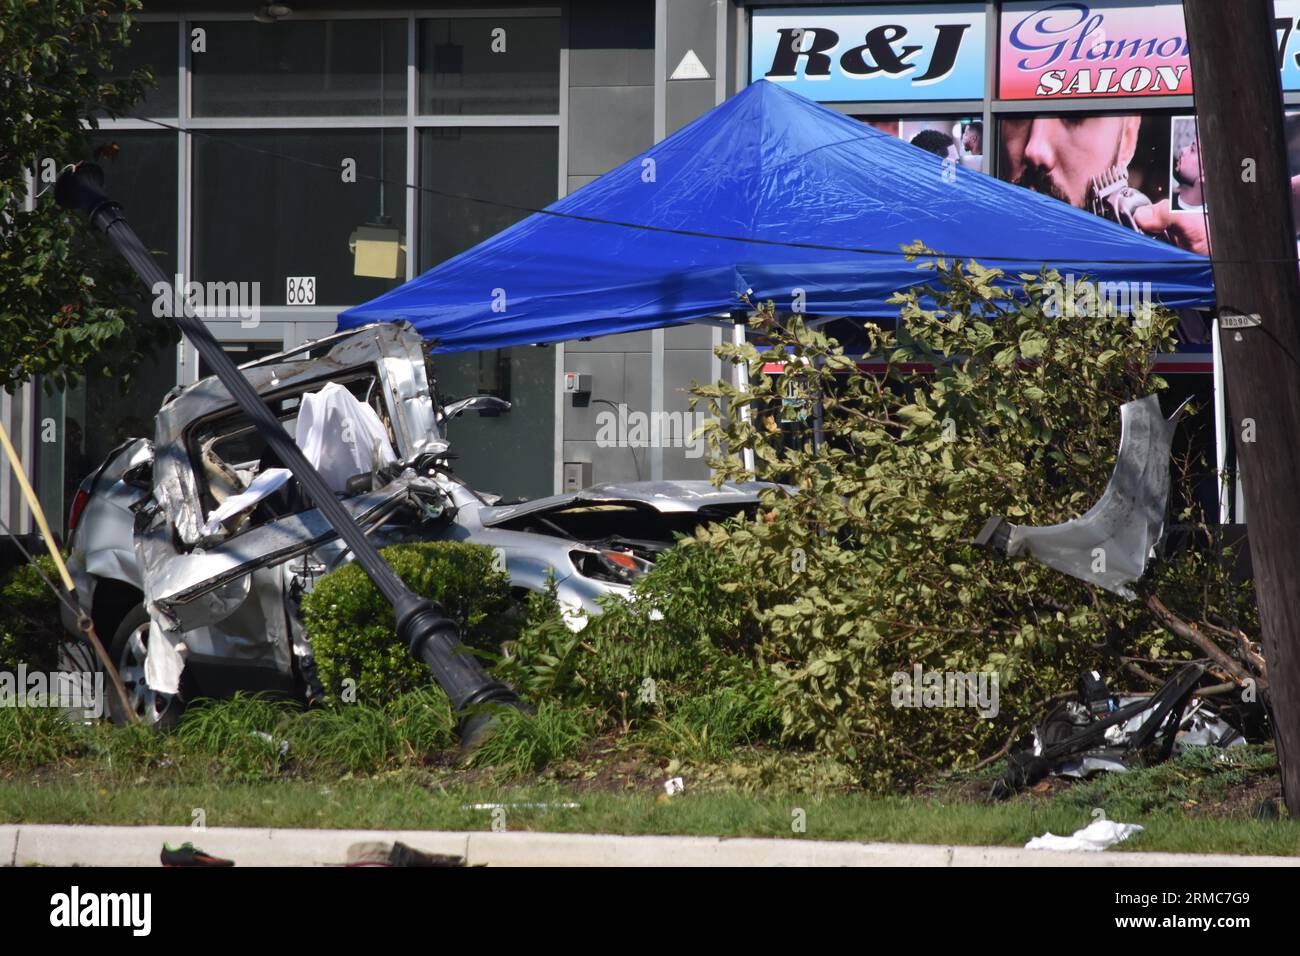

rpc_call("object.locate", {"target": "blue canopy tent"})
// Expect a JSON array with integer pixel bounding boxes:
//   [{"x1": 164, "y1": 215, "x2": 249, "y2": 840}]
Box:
[{"x1": 339, "y1": 79, "x2": 1215, "y2": 351}]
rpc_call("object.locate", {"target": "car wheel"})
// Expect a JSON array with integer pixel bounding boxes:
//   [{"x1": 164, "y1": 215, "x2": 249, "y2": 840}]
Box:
[{"x1": 107, "y1": 605, "x2": 185, "y2": 730}]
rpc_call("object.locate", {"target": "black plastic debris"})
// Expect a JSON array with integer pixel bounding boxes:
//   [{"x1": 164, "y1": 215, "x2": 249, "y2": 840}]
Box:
[{"x1": 992, "y1": 663, "x2": 1209, "y2": 799}]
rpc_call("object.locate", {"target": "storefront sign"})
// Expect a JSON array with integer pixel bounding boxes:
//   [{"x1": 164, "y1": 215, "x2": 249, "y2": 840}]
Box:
[
  {"x1": 1277, "y1": 0, "x2": 1300, "y2": 91},
  {"x1": 751, "y1": 4, "x2": 987, "y2": 102},
  {"x1": 1001, "y1": 0, "x2": 1300, "y2": 100}
]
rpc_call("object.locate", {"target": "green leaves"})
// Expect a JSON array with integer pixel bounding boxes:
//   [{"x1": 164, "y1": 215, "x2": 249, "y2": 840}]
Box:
[
  {"x1": 302, "y1": 542, "x2": 521, "y2": 704},
  {"x1": 687, "y1": 259, "x2": 1193, "y2": 787},
  {"x1": 895, "y1": 404, "x2": 935, "y2": 427},
  {"x1": 0, "y1": 1, "x2": 169, "y2": 392}
]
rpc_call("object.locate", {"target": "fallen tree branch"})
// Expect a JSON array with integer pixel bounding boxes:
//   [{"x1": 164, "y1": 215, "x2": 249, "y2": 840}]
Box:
[
  {"x1": 1146, "y1": 594, "x2": 1266, "y2": 690},
  {"x1": 1122, "y1": 660, "x2": 1165, "y2": 687},
  {"x1": 1200, "y1": 618, "x2": 1268, "y2": 678},
  {"x1": 946, "y1": 690, "x2": 1076, "y2": 775}
]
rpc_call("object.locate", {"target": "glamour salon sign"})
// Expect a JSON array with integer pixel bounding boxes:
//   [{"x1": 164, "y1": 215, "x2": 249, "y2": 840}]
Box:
[{"x1": 1000, "y1": 0, "x2": 1300, "y2": 100}]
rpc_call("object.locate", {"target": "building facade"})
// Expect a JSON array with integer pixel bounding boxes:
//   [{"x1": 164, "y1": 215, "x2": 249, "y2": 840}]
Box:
[{"x1": 7, "y1": 0, "x2": 1295, "y2": 535}]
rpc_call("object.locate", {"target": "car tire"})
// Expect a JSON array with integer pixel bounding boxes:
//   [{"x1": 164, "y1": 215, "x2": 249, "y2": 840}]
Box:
[{"x1": 107, "y1": 605, "x2": 185, "y2": 730}]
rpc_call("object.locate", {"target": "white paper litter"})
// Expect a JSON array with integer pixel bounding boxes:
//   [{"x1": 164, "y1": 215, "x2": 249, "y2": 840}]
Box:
[{"x1": 1025, "y1": 819, "x2": 1144, "y2": 851}]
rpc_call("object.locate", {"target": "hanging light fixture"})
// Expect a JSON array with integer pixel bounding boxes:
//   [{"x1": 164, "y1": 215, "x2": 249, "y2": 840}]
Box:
[{"x1": 253, "y1": 4, "x2": 293, "y2": 24}]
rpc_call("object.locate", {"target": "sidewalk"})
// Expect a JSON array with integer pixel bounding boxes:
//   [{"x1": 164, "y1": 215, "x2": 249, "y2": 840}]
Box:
[{"x1": 3, "y1": 824, "x2": 1296, "y2": 867}]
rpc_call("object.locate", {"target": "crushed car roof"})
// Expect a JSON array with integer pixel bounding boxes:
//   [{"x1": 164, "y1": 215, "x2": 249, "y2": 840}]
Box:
[
  {"x1": 478, "y1": 480, "x2": 772, "y2": 526},
  {"x1": 152, "y1": 321, "x2": 442, "y2": 547}
]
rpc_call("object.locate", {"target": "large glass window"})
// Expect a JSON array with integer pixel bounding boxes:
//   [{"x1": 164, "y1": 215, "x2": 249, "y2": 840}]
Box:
[
  {"x1": 419, "y1": 17, "x2": 561, "y2": 115},
  {"x1": 418, "y1": 127, "x2": 558, "y2": 268},
  {"x1": 60, "y1": 131, "x2": 180, "y2": 517},
  {"x1": 433, "y1": 346, "x2": 555, "y2": 503},
  {"x1": 89, "y1": 130, "x2": 179, "y2": 274},
  {"x1": 418, "y1": 126, "x2": 559, "y2": 502},
  {"x1": 191, "y1": 20, "x2": 406, "y2": 117},
  {"x1": 193, "y1": 130, "x2": 407, "y2": 305},
  {"x1": 64, "y1": 14, "x2": 565, "y2": 513},
  {"x1": 101, "y1": 20, "x2": 179, "y2": 117}
]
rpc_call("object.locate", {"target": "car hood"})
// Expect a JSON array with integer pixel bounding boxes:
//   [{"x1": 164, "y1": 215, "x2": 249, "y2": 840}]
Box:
[{"x1": 476, "y1": 480, "x2": 771, "y2": 527}]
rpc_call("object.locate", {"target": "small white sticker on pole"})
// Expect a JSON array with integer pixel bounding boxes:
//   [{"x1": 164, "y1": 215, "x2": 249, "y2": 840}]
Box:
[{"x1": 1219, "y1": 310, "x2": 1261, "y2": 329}]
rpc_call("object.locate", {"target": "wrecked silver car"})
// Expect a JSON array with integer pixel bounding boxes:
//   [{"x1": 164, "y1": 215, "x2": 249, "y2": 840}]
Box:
[{"x1": 61, "y1": 322, "x2": 765, "y2": 726}]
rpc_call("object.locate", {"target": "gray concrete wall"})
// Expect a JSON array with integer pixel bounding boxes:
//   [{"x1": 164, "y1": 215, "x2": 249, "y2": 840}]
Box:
[
  {"x1": 560, "y1": 0, "x2": 730, "y2": 488},
  {"x1": 562, "y1": 0, "x2": 656, "y2": 487}
]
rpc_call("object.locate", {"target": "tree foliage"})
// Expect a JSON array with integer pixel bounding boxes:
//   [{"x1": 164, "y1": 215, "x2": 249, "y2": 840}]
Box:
[
  {"x1": 691, "y1": 252, "x2": 1258, "y2": 787},
  {"x1": 1, "y1": 0, "x2": 176, "y2": 393}
]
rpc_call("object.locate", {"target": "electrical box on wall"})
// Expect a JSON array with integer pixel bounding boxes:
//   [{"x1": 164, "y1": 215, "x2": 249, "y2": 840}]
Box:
[
  {"x1": 563, "y1": 461, "x2": 592, "y2": 492},
  {"x1": 563, "y1": 372, "x2": 592, "y2": 394}
]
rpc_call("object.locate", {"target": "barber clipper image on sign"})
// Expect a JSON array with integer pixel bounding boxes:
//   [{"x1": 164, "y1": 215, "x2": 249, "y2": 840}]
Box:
[
  {"x1": 1090, "y1": 163, "x2": 1171, "y2": 241},
  {"x1": 999, "y1": 113, "x2": 1208, "y2": 254}
]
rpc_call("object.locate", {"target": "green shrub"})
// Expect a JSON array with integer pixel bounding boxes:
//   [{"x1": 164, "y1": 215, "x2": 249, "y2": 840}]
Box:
[
  {"x1": 175, "y1": 693, "x2": 298, "y2": 781},
  {"x1": 0, "y1": 555, "x2": 64, "y2": 673},
  {"x1": 495, "y1": 542, "x2": 780, "y2": 734},
  {"x1": 301, "y1": 541, "x2": 523, "y2": 704},
  {"x1": 692, "y1": 257, "x2": 1229, "y2": 788},
  {"x1": 83, "y1": 720, "x2": 174, "y2": 771},
  {"x1": 643, "y1": 683, "x2": 782, "y2": 762},
  {"x1": 0, "y1": 705, "x2": 83, "y2": 771}
]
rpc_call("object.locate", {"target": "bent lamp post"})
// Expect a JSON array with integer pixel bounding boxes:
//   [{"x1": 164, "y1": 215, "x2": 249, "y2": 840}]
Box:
[{"x1": 56, "y1": 162, "x2": 520, "y2": 742}]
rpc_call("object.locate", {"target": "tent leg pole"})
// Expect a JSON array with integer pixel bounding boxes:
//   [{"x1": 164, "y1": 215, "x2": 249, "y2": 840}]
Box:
[
  {"x1": 1212, "y1": 317, "x2": 1231, "y2": 525},
  {"x1": 731, "y1": 312, "x2": 756, "y2": 474},
  {"x1": 812, "y1": 363, "x2": 825, "y2": 456}
]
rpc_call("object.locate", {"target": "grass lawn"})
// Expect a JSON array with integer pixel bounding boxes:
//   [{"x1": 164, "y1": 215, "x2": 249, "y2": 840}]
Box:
[
  {"x1": 2, "y1": 774, "x2": 1297, "y2": 856},
  {"x1": 1, "y1": 696, "x2": 1294, "y2": 856}
]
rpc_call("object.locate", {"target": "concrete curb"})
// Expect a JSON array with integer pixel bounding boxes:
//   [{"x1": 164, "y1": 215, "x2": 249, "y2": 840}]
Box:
[{"x1": 1, "y1": 824, "x2": 1296, "y2": 867}]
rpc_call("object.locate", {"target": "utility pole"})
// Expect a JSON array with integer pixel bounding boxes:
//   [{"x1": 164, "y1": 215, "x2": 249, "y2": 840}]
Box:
[{"x1": 1184, "y1": 0, "x2": 1300, "y2": 815}]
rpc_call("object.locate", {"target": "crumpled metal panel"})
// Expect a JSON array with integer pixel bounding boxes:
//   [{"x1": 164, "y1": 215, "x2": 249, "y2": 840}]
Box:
[
  {"x1": 1000, "y1": 394, "x2": 1187, "y2": 599},
  {"x1": 79, "y1": 438, "x2": 153, "y2": 589},
  {"x1": 153, "y1": 322, "x2": 438, "y2": 547},
  {"x1": 378, "y1": 355, "x2": 445, "y2": 460},
  {"x1": 146, "y1": 480, "x2": 420, "y2": 614}
]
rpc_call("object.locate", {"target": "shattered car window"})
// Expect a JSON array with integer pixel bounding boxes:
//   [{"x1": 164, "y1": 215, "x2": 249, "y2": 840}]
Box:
[{"x1": 186, "y1": 368, "x2": 390, "y2": 534}]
